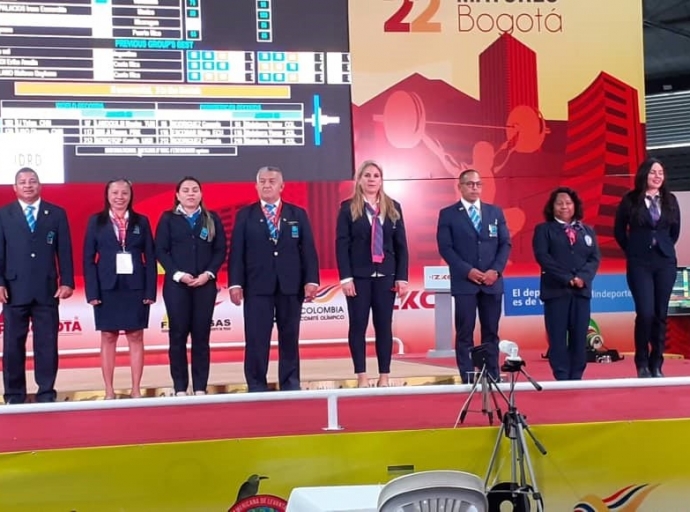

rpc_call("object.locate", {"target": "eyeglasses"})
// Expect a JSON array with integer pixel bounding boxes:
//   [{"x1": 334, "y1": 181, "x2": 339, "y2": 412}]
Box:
[{"x1": 462, "y1": 181, "x2": 483, "y2": 188}]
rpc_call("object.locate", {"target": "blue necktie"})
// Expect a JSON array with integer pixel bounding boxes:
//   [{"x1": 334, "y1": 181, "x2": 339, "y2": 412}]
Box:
[
  {"x1": 25, "y1": 205, "x2": 36, "y2": 232},
  {"x1": 469, "y1": 205, "x2": 481, "y2": 233},
  {"x1": 264, "y1": 204, "x2": 278, "y2": 241}
]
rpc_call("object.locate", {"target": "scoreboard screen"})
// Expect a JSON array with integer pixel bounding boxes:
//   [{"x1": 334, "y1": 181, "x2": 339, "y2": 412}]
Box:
[{"x1": 0, "y1": 0, "x2": 353, "y2": 183}]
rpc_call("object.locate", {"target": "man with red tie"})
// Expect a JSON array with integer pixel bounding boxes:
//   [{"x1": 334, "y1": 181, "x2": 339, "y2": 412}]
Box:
[
  {"x1": 228, "y1": 166, "x2": 319, "y2": 392},
  {"x1": 0, "y1": 168, "x2": 74, "y2": 404}
]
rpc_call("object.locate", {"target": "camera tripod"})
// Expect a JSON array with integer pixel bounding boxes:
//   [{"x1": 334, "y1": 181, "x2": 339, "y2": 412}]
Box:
[
  {"x1": 484, "y1": 360, "x2": 547, "y2": 512},
  {"x1": 455, "y1": 364, "x2": 503, "y2": 426}
]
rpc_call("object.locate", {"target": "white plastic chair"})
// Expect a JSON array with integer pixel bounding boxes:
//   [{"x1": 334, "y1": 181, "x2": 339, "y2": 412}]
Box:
[{"x1": 378, "y1": 470, "x2": 488, "y2": 512}]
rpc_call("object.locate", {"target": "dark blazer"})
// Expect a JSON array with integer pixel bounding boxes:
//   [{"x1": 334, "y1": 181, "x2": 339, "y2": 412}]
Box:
[
  {"x1": 532, "y1": 221, "x2": 601, "y2": 301},
  {"x1": 0, "y1": 200, "x2": 74, "y2": 305},
  {"x1": 437, "y1": 200, "x2": 511, "y2": 295},
  {"x1": 614, "y1": 191, "x2": 680, "y2": 260},
  {"x1": 83, "y1": 213, "x2": 157, "y2": 302},
  {"x1": 229, "y1": 201, "x2": 319, "y2": 296},
  {"x1": 155, "y1": 210, "x2": 227, "y2": 282},
  {"x1": 335, "y1": 199, "x2": 409, "y2": 282}
]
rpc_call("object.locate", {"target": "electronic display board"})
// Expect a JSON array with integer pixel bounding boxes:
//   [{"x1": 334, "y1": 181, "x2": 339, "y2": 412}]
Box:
[{"x1": 0, "y1": 0, "x2": 353, "y2": 182}]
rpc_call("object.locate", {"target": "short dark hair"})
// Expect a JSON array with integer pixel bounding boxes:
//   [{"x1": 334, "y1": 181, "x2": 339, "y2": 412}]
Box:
[
  {"x1": 543, "y1": 187, "x2": 584, "y2": 222},
  {"x1": 458, "y1": 169, "x2": 479, "y2": 183},
  {"x1": 15, "y1": 167, "x2": 39, "y2": 184}
]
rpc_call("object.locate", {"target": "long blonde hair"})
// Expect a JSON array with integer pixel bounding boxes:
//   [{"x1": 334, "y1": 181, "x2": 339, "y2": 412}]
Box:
[{"x1": 350, "y1": 160, "x2": 401, "y2": 222}]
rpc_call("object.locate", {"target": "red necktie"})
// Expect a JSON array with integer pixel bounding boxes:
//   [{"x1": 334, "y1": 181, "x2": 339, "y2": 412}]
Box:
[{"x1": 365, "y1": 203, "x2": 384, "y2": 263}]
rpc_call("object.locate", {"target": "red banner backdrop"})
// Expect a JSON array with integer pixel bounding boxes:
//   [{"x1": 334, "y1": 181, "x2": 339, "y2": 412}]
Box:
[{"x1": 0, "y1": 0, "x2": 647, "y2": 367}]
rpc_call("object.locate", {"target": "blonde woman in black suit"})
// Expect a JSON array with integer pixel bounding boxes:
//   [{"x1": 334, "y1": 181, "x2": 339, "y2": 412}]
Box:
[{"x1": 335, "y1": 161, "x2": 409, "y2": 388}]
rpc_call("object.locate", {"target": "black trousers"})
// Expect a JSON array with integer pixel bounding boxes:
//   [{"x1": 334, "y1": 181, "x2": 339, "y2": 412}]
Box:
[
  {"x1": 3, "y1": 301, "x2": 59, "y2": 403},
  {"x1": 345, "y1": 276, "x2": 396, "y2": 374},
  {"x1": 163, "y1": 280, "x2": 217, "y2": 393},
  {"x1": 543, "y1": 294, "x2": 590, "y2": 380},
  {"x1": 453, "y1": 292, "x2": 502, "y2": 383},
  {"x1": 626, "y1": 250, "x2": 677, "y2": 371},
  {"x1": 243, "y1": 292, "x2": 303, "y2": 392}
]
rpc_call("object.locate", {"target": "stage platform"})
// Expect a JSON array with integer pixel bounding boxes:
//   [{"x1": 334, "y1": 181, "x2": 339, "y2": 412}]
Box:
[{"x1": 2, "y1": 349, "x2": 689, "y2": 402}]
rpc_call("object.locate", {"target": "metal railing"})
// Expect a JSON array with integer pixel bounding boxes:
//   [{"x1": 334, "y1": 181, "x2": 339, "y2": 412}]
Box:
[{"x1": 2, "y1": 376, "x2": 689, "y2": 431}]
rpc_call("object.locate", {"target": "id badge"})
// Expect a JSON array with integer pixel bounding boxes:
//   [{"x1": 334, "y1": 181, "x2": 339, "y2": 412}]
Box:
[
  {"x1": 488, "y1": 223, "x2": 498, "y2": 238},
  {"x1": 46, "y1": 231, "x2": 55, "y2": 245},
  {"x1": 291, "y1": 225, "x2": 299, "y2": 238},
  {"x1": 200, "y1": 227, "x2": 209, "y2": 240},
  {"x1": 116, "y1": 252, "x2": 134, "y2": 275}
]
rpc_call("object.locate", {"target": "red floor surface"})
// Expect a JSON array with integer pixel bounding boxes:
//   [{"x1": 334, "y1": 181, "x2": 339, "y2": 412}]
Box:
[{"x1": 1, "y1": 383, "x2": 689, "y2": 454}]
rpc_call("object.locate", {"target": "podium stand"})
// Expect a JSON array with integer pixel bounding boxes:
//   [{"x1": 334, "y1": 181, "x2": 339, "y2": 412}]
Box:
[{"x1": 424, "y1": 266, "x2": 456, "y2": 358}]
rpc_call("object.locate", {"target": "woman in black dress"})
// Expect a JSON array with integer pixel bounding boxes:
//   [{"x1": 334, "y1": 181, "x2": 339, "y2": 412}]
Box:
[{"x1": 83, "y1": 179, "x2": 157, "y2": 399}]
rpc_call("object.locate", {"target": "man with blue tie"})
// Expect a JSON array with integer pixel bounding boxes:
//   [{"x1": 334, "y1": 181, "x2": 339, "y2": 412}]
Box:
[
  {"x1": 229, "y1": 166, "x2": 319, "y2": 392},
  {"x1": 0, "y1": 168, "x2": 74, "y2": 404},
  {"x1": 436, "y1": 170, "x2": 511, "y2": 383}
]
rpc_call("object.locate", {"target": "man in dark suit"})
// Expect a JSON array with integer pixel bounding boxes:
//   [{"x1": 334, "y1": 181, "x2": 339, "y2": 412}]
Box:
[
  {"x1": 436, "y1": 169, "x2": 511, "y2": 383},
  {"x1": 229, "y1": 166, "x2": 319, "y2": 392},
  {"x1": 0, "y1": 168, "x2": 74, "y2": 404}
]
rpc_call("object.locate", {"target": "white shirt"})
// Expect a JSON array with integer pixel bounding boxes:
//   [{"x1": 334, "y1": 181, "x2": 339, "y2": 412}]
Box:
[
  {"x1": 18, "y1": 198, "x2": 41, "y2": 225},
  {"x1": 261, "y1": 198, "x2": 282, "y2": 229},
  {"x1": 460, "y1": 198, "x2": 481, "y2": 221},
  {"x1": 108, "y1": 209, "x2": 129, "y2": 242},
  {"x1": 644, "y1": 194, "x2": 659, "y2": 210}
]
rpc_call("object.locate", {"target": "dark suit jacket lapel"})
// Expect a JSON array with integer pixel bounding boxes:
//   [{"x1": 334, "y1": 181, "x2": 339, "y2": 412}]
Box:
[
  {"x1": 551, "y1": 221, "x2": 568, "y2": 246},
  {"x1": 456, "y1": 201, "x2": 477, "y2": 235},
  {"x1": 252, "y1": 202, "x2": 273, "y2": 241},
  {"x1": 277, "y1": 203, "x2": 295, "y2": 246},
  {"x1": 11, "y1": 201, "x2": 32, "y2": 234}
]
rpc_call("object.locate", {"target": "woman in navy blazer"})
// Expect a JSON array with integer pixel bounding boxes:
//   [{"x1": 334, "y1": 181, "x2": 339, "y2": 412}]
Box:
[
  {"x1": 336, "y1": 160, "x2": 409, "y2": 388},
  {"x1": 614, "y1": 158, "x2": 680, "y2": 378},
  {"x1": 533, "y1": 187, "x2": 600, "y2": 380},
  {"x1": 83, "y1": 179, "x2": 157, "y2": 399},
  {"x1": 155, "y1": 177, "x2": 227, "y2": 396}
]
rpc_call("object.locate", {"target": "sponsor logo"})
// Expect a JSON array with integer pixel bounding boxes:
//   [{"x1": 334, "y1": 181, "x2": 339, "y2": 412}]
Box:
[
  {"x1": 160, "y1": 314, "x2": 231, "y2": 332},
  {"x1": 394, "y1": 291, "x2": 434, "y2": 310},
  {"x1": 574, "y1": 484, "x2": 659, "y2": 511},
  {"x1": 302, "y1": 285, "x2": 345, "y2": 321},
  {"x1": 0, "y1": 312, "x2": 83, "y2": 336},
  {"x1": 229, "y1": 495, "x2": 287, "y2": 512},
  {"x1": 228, "y1": 474, "x2": 287, "y2": 512},
  {"x1": 312, "y1": 284, "x2": 341, "y2": 303}
]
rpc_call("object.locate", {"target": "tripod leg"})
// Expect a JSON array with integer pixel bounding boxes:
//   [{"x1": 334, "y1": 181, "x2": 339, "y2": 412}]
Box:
[
  {"x1": 480, "y1": 372, "x2": 494, "y2": 426},
  {"x1": 522, "y1": 422, "x2": 548, "y2": 455},
  {"x1": 455, "y1": 371, "x2": 482, "y2": 427},
  {"x1": 488, "y1": 380, "x2": 503, "y2": 422},
  {"x1": 515, "y1": 421, "x2": 545, "y2": 511},
  {"x1": 484, "y1": 421, "x2": 505, "y2": 489}
]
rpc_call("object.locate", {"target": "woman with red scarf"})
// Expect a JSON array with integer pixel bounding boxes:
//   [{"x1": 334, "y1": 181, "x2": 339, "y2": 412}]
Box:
[{"x1": 83, "y1": 179, "x2": 157, "y2": 399}]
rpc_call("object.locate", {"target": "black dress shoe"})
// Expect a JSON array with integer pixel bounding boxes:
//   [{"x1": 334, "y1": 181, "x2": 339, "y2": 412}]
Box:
[
  {"x1": 651, "y1": 368, "x2": 665, "y2": 378},
  {"x1": 637, "y1": 367, "x2": 652, "y2": 378}
]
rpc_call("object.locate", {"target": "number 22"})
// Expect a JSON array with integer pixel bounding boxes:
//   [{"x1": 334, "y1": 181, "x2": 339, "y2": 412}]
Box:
[{"x1": 384, "y1": 0, "x2": 441, "y2": 33}]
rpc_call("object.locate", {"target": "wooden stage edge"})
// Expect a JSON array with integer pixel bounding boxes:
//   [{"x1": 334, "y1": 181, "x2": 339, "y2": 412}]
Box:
[
  {"x1": 0, "y1": 357, "x2": 462, "y2": 402},
  {"x1": 2, "y1": 351, "x2": 685, "y2": 403}
]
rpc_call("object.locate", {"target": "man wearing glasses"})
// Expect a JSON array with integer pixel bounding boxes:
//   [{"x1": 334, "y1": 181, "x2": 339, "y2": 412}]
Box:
[{"x1": 436, "y1": 169, "x2": 511, "y2": 383}]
